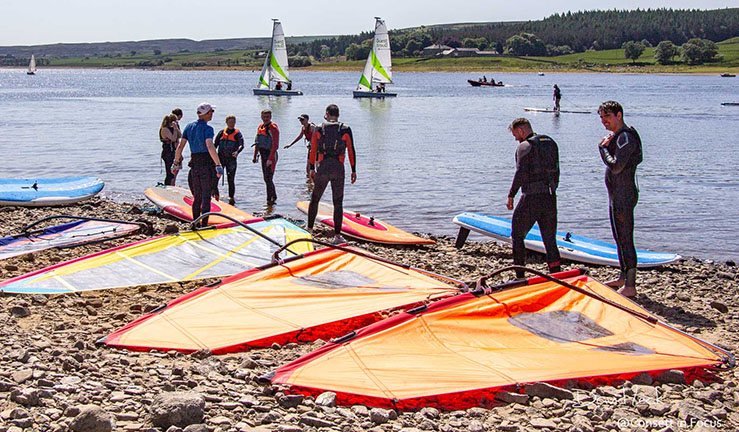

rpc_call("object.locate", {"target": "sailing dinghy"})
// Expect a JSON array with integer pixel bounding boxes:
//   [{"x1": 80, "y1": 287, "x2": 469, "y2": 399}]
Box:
[
  {"x1": 253, "y1": 19, "x2": 302, "y2": 96},
  {"x1": 353, "y1": 18, "x2": 396, "y2": 98},
  {"x1": 27, "y1": 55, "x2": 36, "y2": 75}
]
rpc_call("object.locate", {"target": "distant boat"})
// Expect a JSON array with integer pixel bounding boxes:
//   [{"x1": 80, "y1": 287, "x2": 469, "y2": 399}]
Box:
[
  {"x1": 720, "y1": 73, "x2": 736, "y2": 77},
  {"x1": 353, "y1": 17, "x2": 397, "y2": 98},
  {"x1": 538, "y1": 71, "x2": 545, "y2": 76},
  {"x1": 721, "y1": 102, "x2": 739, "y2": 106},
  {"x1": 26, "y1": 54, "x2": 36, "y2": 75},
  {"x1": 468, "y1": 79, "x2": 503, "y2": 87},
  {"x1": 253, "y1": 19, "x2": 302, "y2": 96}
]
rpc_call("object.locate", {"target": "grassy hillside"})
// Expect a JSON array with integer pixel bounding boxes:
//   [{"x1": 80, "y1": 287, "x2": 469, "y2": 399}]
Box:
[{"x1": 43, "y1": 38, "x2": 739, "y2": 73}]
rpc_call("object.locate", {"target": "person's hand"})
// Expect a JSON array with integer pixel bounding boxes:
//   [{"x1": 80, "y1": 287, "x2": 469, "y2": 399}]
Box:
[
  {"x1": 506, "y1": 197, "x2": 514, "y2": 210},
  {"x1": 351, "y1": 172, "x2": 357, "y2": 184},
  {"x1": 232, "y1": 151, "x2": 238, "y2": 157},
  {"x1": 266, "y1": 160, "x2": 273, "y2": 167},
  {"x1": 309, "y1": 169, "x2": 315, "y2": 182},
  {"x1": 284, "y1": 144, "x2": 292, "y2": 149},
  {"x1": 215, "y1": 165, "x2": 224, "y2": 178},
  {"x1": 171, "y1": 161, "x2": 181, "y2": 175},
  {"x1": 252, "y1": 156, "x2": 257, "y2": 163},
  {"x1": 599, "y1": 134, "x2": 613, "y2": 147}
]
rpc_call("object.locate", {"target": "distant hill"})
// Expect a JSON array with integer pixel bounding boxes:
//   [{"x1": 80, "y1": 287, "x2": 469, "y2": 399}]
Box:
[{"x1": 0, "y1": 35, "x2": 331, "y2": 59}]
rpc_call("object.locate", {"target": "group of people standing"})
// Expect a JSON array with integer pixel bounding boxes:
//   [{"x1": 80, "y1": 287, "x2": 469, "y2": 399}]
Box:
[
  {"x1": 158, "y1": 97, "x2": 644, "y2": 297},
  {"x1": 159, "y1": 103, "x2": 357, "y2": 244},
  {"x1": 507, "y1": 100, "x2": 643, "y2": 297}
]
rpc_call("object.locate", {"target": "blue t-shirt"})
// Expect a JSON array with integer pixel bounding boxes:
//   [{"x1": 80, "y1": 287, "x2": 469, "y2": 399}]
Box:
[{"x1": 182, "y1": 120, "x2": 215, "y2": 154}]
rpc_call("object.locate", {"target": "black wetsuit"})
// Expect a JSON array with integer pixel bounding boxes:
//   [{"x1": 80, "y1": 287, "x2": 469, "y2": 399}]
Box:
[
  {"x1": 214, "y1": 128, "x2": 244, "y2": 201},
  {"x1": 600, "y1": 126, "x2": 643, "y2": 284},
  {"x1": 160, "y1": 127, "x2": 176, "y2": 186},
  {"x1": 509, "y1": 133, "x2": 561, "y2": 278},
  {"x1": 307, "y1": 121, "x2": 356, "y2": 236}
]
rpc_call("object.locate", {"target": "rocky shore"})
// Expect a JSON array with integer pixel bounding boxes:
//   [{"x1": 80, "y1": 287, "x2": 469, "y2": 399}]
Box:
[{"x1": 0, "y1": 198, "x2": 737, "y2": 432}]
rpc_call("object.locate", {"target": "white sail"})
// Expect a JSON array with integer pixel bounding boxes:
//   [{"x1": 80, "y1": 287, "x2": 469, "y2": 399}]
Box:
[
  {"x1": 356, "y1": 18, "x2": 393, "y2": 91},
  {"x1": 28, "y1": 55, "x2": 36, "y2": 74},
  {"x1": 257, "y1": 19, "x2": 290, "y2": 89}
]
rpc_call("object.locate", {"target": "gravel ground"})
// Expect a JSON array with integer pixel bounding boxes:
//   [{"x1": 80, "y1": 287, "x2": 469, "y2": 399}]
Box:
[{"x1": 0, "y1": 198, "x2": 737, "y2": 432}]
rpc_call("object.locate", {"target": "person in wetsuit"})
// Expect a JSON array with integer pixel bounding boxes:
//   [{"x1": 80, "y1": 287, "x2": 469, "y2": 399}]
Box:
[
  {"x1": 172, "y1": 102, "x2": 223, "y2": 227},
  {"x1": 214, "y1": 115, "x2": 244, "y2": 205},
  {"x1": 598, "y1": 101, "x2": 643, "y2": 297},
  {"x1": 252, "y1": 109, "x2": 279, "y2": 205},
  {"x1": 307, "y1": 104, "x2": 357, "y2": 244},
  {"x1": 553, "y1": 84, "x2": 562, "y2": 112},
  {"x1": 506, "y1": 118, "x2": 561, "y2": 279},
  {"x1": 285, "y1": 114, "x2": 315, "y2": 177},
  {"x1": 159, "y1": 113, "x2": 181, "y2": 186}
]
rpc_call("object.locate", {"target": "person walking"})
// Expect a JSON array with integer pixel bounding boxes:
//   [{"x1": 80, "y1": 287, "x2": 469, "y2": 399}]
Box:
[
  {"x1": 553, "y1": 84, "x2": 562, "y2": 113},
  {"x1": 307, "y1": 104, "x2": 357, "y2": 244},
  {"x1": 172, "y1": 102, "x2": 223, "y2": 226},
  {"x1": 285, "y1": 114, "x2": 315, "y2": 177},
  {"x1": 159, "y1": 113, "x2": 181, "y2": 186},
  {"x1": 214, "y1": 115, "x2": 244, "y2": 205},
  {"x1": 506, "y1": 117, "x2": 561, "y2": 279},
  {"x1": 252, "y1": 109, "x2": 279, "y2": 205},
  {"x1": 598, "y1": 101, "x2": 643, "y2": 298}
]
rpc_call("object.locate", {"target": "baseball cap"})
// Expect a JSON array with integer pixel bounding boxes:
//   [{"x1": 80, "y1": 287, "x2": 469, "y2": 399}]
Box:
[
  {"x1": 196, "y1": 102, "x2": 215, "y2": 115},
  {"x1": 298, "y1": 114, "x2": 309, "y2": 121}
]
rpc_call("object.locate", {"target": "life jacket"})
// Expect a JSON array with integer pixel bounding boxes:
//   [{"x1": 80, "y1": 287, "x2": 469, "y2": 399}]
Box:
[
  {"x1": 522, "y1": 134, "x2": 559, "y2": 195},
  {"x1": 607, "y1": 126, "x2": 643, "y2": 167},
  {"x1": 553, "y1": 87, "x2": 561, "y2": 98},
  {"x1": 255, "y1": 123, "x2": 274, "y2": 151},
  {"x1": 316, "y1": 121, "x2": 349, "y2": 158},
  {"x1": 160, "y1": 126, "x2": 175, "y2": 152},
  {"x1": 218, "y1": 128, "x2": 240, "y2": 157}
]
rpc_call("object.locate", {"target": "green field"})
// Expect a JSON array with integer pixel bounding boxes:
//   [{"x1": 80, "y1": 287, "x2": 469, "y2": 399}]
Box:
[{"x1": 46, "y1": 38, "x2": 739, "y2": 73}]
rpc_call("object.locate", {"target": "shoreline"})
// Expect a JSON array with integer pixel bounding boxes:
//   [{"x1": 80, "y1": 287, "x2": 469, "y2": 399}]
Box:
[{"x1": 0, "y1": 197, "x2": 737, "y2": 430}]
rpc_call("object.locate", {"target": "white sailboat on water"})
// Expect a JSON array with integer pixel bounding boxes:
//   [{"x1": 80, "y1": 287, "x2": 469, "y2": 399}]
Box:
[
  {"x1": 353, "y1": 17, "x2": 396, "y2": 98},
  {"x1": 27, "y1": 54, "x2": 37, "y2": 75},
  {"x1": 253, "y1": 19, "x2": 302, "y2": 96}
]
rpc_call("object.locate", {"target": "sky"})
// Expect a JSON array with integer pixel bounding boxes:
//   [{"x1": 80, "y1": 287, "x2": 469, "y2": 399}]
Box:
[{"x1": 2, "y1": 0, "x2": 736, "y2": 46}]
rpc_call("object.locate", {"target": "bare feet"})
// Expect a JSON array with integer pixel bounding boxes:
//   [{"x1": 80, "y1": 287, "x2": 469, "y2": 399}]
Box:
[
  {"x1": 605, "y1": 278, "x2": 625, "y2": 288},
  {"x1": 617, "y1": 285, "x2": 637, "y2": 298}
]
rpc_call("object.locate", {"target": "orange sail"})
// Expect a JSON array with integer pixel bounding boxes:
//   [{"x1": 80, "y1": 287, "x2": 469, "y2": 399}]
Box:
[
  {"x1": 101, "y1": 246, "x2": 460, "y2": 354},
  {"x1": 272, "y1": 270, "x2": 731, "y2": 409}
]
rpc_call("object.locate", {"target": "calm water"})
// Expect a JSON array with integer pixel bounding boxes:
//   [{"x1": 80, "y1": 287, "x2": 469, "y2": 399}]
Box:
[{"x1": 1, "y1": 68, "x2": 738, "y2": 261}]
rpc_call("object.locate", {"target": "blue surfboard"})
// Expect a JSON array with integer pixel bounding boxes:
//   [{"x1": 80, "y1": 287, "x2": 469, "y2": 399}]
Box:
[
  {"x1": 0, "y1": 177, "x2": 104, "y2": 207},
  {"x1": 453, "y1": 212, "x2": 680, "y2": 268}
]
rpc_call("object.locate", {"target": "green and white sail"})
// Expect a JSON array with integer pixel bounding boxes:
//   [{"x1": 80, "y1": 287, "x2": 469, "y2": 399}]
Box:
[
  {"x1": 356, "y1": 18, "x2": 393, "y2": 92},
  {"x1": 257, "y1": 19, "x2": 291, "y2": 89}
]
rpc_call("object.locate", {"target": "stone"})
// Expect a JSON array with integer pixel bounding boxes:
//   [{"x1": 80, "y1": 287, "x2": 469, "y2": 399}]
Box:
[
  {"x1": 164, "y1": 224, "x2": 179, "y2": 234},
  {"x1": 524, "y1": 382, "x2": 574, "y2": 400},
  {"x1": 11, "y1": 369, "x2": 33, "y2": 384},
  {"x1": 351, "y1": 405, "x2": 369, "y2": 417},
  {"x1": 182, "y1": 425, "x2": 209, "y2": 432},
  {"x1": 694, "y1": 389, "x2": 722, "y2": 404},
  {"x1": 299, "y1": 415, "x2": 334, "y2": 428},
  {"x1": 370, "y1": 408, "x2": 394, "y2": 424},
  {"x1": 571, "y1": 414, "x2": 593, "y2": 432},
  {"x1": 656, "y1": 370, "x2": 686, "y2": 385},
  {"x1": 495, "y1": 391, "x2": 529, "y2": 405},
  {"x1": 9, "y1": 305, "x2": 31, "y2": 318},
  {"x1": 11, "y1": 387, "x2": 40, "y2": 406},
  {"x1": 710, "y1": 301, "x2": 729, "y2": 313},
  {"x1": 276, "y1": 425, "x2": 303, "y2": 432},
  {"x1": 629, "y1": 373, "x2": 653, "y2": 385},
  {"x1": 677, "y1": 400, "x2": 708, "y2": 422},
  {"x1": 315, "y1": 391, "x2": 336, "y2": 407},
  {"x1": 278, "y1": 394, "x2": 304, "y2": 408},
  {"x1": 149, "y1": 392, "x2": 205, "y2": 428},
  {"x1": 649, "y1": 402, "x2": 671, "y2": 416},
  {"x1": 530, "y1": 418, "x2": 557, "y2": 429},
  {"x1": 419, "y1": 407, "x2": 440, "y2": 419},
  {"x1": 69, "y1": 405, "x2": 115, "y2": 432},
  {"x1": 468, "y1": 420, "x2": 484, "y2": 432},
  {"x1": 209, "y1": 416, "x2": 232, "y2": 426}
]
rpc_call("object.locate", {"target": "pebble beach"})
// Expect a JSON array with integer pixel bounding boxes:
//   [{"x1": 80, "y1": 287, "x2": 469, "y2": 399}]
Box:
[{"x1": 1, "y1": 197, "x2": 738, "y2": 432}]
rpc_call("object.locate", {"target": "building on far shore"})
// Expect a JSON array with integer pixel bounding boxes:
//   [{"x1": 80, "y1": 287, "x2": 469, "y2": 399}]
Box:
[
  {"x1": 436, "y1": 47, "x2": 499, "y2": 58},
  {"x1": 423, "y1": 44, "x2": 452, "y2": 57}
]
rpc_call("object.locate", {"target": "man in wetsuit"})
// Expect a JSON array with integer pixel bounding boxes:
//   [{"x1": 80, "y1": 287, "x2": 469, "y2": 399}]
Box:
[
  {"x1": 307, "y1": 104, "x2": 357, "y2": 244},
  {"x1": 252, "y1": 109, "x2": 279, "y2": 205},
  {"x1": 285, "y1": 114, "x2": 315, "y2": 177},
  {"x1": 172, "y1": 102, "x2": 223, "y2": 227},
  {"x1": 214, "y1": 115, "x2": 244, "y2": 205},
  {"x1": 553, "y1": 84, "x2": 561, "y2": 113},
  {"x1": 506, "y1": 118, "x2": 561, "y2": 279},
  {"x1": 598, "y1": 101, "x2": 643, "y2": 297}
]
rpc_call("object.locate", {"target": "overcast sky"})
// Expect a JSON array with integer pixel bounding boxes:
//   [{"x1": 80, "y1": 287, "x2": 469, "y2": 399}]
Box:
[{"x1": 3, "y1": 0, "x2": 736, "y2": 46}]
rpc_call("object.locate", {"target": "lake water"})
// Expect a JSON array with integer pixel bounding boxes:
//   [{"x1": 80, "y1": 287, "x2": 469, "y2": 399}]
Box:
[{"x1": 1, "y1": 68, "x2": 738, "y2": 261}]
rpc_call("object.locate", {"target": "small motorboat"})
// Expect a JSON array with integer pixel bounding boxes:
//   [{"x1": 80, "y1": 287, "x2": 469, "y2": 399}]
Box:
[
  {"x1": 720, "y1": 73, "x2": 736, "y2": 77},
  {"x1": 468, "y1": 79, "x2": 504, "y2": 87},
  {"x1": 538, "y1": 71, "x2": 545, "y2": 76}
]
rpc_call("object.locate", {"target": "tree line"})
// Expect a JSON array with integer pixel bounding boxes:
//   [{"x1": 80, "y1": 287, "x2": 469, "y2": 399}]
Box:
[{"x1": 289, "y1": 8, "x2": 738, "y2": 59}]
